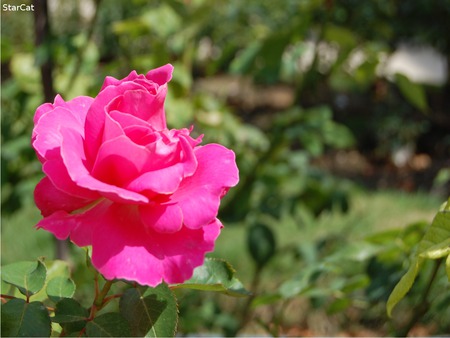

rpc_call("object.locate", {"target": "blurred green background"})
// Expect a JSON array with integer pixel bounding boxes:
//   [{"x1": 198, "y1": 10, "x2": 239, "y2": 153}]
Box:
[{"x1": 1, "y1": 0, "x2": 450, "y2": 336}]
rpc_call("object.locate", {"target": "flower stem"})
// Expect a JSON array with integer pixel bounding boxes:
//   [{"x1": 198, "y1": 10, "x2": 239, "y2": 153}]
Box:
[
  {"x1": 94, "y1": 279, "x2": 114, "y2": 308},
  {"x1": 89, "y1": 278, "x2": 115, "y2": 320}
]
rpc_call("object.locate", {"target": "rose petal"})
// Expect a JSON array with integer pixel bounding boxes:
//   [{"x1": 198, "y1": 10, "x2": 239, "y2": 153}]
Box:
[
  {"x1": 175, "y1": 187, "x2": 220, "y2": 230},
  {"x1": 60, "y1": 127, "x2": 148, "y2": 204},
  {"x1": 100, "y1": 66, "x2": 172, "y2": 93},
  {"x1": 85, "y1": 66, "x2": 173, "y2": 162},
  {"x1": 106, "y1": 109, "x2": 164, "y2": 147},
  {"x1": 91, "y1": 135, "x2": 152, "y2": 186},
  {"x1": 63, "y1": 96, "x2": 94, "y2": 124},
  {"x1": 32, "y1": 95, "x2": 94, "y2": 165},
  {"x1": 175, "y1": 133, "x2": 198, "y2": 177},
  {"x1": 139, "y1": 203, "x2": 183, "y2": 233},
  {"x1": 100, "y1": 71, "x2": 139, "y2": 91},
  {"x1": 147, "y1": 133, "x2": 181, "y2": 170},
  {"x1": 34, "y1": 102, "x2": 54, "y2": 125},
  {"x1": 169, "y1": 128, "x2": 203, "y2": 148},
  {"x1": 84, "y1": 81, "x2": 150, "y2": 162},
  {"x1": 107, "y1": 89, "x2": 167, "y2": 130},
  {"x1": 35, "y1": 211, "x2": 76, "y2": 241},
  {"x1": 43, "y1": 159, "x2": 99, "y2": 200},
  {"x1": 146, "y1": 64, "x2": 174, "y2": 86},
  {"x1": 123, "y1": 125, "x2": 158, "y2": 146},
  {"x1": 125, "y1": 135, "x2": 197, "y2": 194},
  {"x1": 33, "y1": 95, "x2": 93, "y2": 128},
  {"x1": 125, "y1": 165, "x2": 185, "y2": 194},
  {"x1": 102, "y1": 112, "x2": 125, "y2": 143},
  {"x1": 36, "y1": 199, "x2": 111, "y2": 247},
  {"x1": 34, "y1": 177, "x2": 94, "y2": 217},
  {"x1": 172, "y1": 144, "x2": 239, "y2": 229},
  {"x1": 91, "y1": 203, "x2": 221, "y2": 286},
  {"x1": 109, "y1": 110, "x2": 154, "y2": 131},
  {"x1": 33, "y1": 107, "x2": 83, "y2": 161},
  {"x1": 69, "y1": 200, "x2": 111, "y2": 247}
]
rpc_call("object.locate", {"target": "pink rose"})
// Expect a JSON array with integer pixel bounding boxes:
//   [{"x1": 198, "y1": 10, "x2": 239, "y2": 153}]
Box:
[{"x1": 32, "y1": 64, "x2": 239, "y2": 286}]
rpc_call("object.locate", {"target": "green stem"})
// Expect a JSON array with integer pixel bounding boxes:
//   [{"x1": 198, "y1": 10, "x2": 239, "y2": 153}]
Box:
[
  {"x1": 94, "y1": 280, "x2": 114, "y2": 308},
  {"x1": 88, "y1": 277, "x2": 114, "y2": 320}
]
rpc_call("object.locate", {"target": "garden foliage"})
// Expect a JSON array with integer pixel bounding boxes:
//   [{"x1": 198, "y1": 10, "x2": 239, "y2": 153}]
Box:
[
  {"x1": 1, "y1": 0, "x2": 449, "y2": 336},
  {"x1": 1, "y1": 258, "x2": 248, "y2": 337}
]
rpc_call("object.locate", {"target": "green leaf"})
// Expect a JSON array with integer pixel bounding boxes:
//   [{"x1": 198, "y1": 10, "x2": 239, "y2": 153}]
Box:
[
  {"x1": 386, "y1": 257, "x2": 422, "y2": 317},
  {"x1": 46, "y1": 276, "x2": 76, "y2": 302},
  {"x1": 248, "y1": 224, "x2": 276, "y2": 268},
  {"x1": 387, "y1": 209, "x2": 450, "y2": 316},
  {"x1": 53, "y1": 298, "x2": 89, "y2": 333},
  {"x1": 120, "y1": 284, "x2": 178, "y2": 337},
  {"x1": 1, "y1": 299, "x2": 51, "y2": 337},
  {"x1": 85, "y1": 313, "x2": 131, "y2": 337},
  {"x1": 395, "y1": 73, "x2": 428, "y2": 113},
  {"x1": 417, "y1": 211, "x2": 450, "y2": 258},
  {"x1": 446, "y1": 254, "x2": 450, "y2": 281},
  {"x1": 172, "y1": 258, "x2": 251, "y2": 297},
  {"x1": 1, "y1": 260, "x2": 47, "y2": 297},
  {"x1": 32, "y1": 260, "x2": 72, "y2": 302}
]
